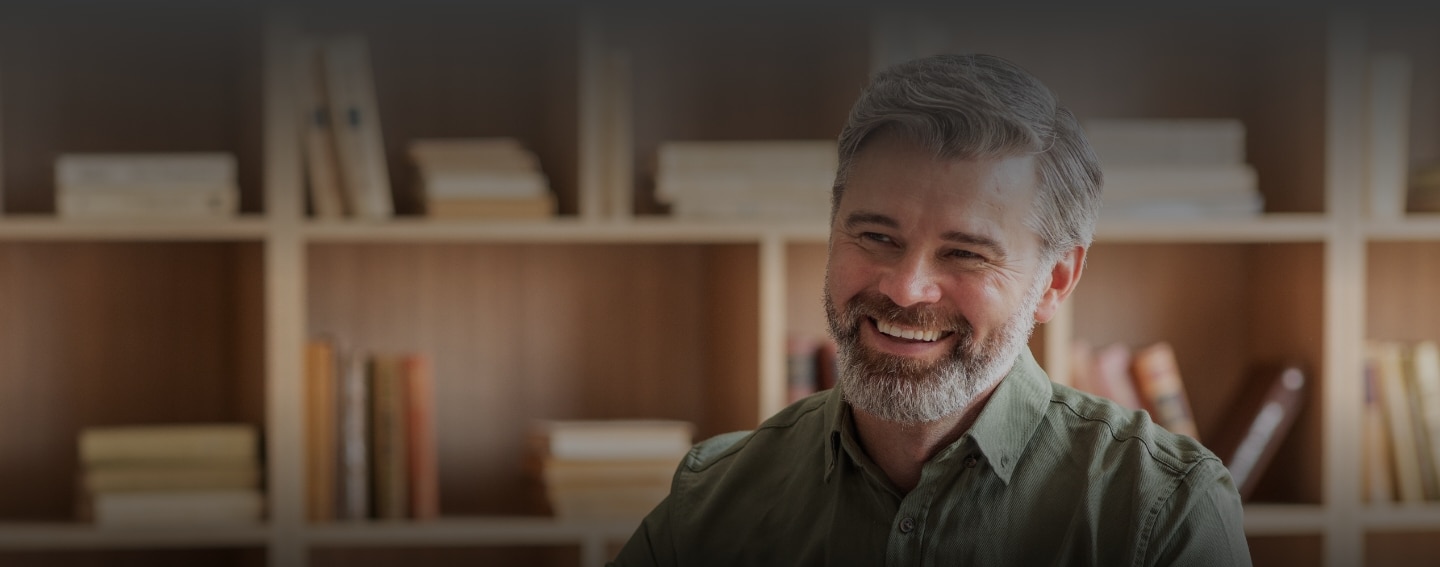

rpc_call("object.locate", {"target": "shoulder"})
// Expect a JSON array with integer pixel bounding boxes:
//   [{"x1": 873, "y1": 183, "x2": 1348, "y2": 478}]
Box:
[
  {"x1": 674, "y1": 390, "x2": 832, "y2": 485},
  {"x1": 1041, "y1": 385, "x2": 1248, "y2": 564},
  {"x1": 1043, "y1": 382, "x2": 1216, "y2": 478}
]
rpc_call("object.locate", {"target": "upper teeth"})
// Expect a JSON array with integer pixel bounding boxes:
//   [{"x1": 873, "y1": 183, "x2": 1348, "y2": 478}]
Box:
[{"x1": 877, "y1": 320, "x2": 943, "y2": 342}]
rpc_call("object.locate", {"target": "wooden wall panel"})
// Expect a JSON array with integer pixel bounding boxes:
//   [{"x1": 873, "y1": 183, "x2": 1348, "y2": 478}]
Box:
[
  {"x1": 306, "y1": 243, "x2": 752, "y2": 515},
  {"x1": 0, "y1": 2, "x2": 264, "y2": 213},
  {"x1": 298, "y1": 6, "x2": 580, "y2": 216},
  {"x1": 0, "y1": 242, "x2": 262, "y2": 520}
]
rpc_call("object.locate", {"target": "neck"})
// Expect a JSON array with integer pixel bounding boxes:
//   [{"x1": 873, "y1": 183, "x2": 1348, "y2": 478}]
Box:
[{"x1": 851, "y1": 379, "x2": 1003, "y2": 494}]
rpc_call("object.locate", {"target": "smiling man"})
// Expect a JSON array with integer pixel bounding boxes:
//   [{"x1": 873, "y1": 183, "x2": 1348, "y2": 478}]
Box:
[{"x1": 610, "y1": 54, "x2": 1251, "y2": 566}]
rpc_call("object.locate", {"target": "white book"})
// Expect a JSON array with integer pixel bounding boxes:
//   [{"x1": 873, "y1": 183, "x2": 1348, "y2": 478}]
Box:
[
  {"x1": 422, "y1": 170, "x2": 550, "y2": 199},
  {"x1": 1366, "y1": 52, "x2": 1412, "y2": 220},
  {"x1": 1409, "y1": 341, "x2": 1440, "y2": 499},
  {"x1": 532, "y1": 420, "x2": 694, "y2": 461},
  {"x1": 324, "y1": 35, "x2": 393, "y2": 220},
  {"x1": 92, "y1": 489, "x2": 263, "y2": 527},
  {"x1": 56, "y1": 153, "x2": 236, "y2": 189},
  {"x1": 1101, "y1": 165, "x2": 1258, "y2": 200},
  {"x1": 57, "y1": 188, "x2": 237, "y2": 219},
  {"x1": 57, "y1": 153, "x2": 235, "y2": 187},
  {"x1": 1369, "y1": 341, "x2": 1426, "y2": 503},
  {"x1": 657, "y1": 140, "x2": 837, "y2": 171},
  {"x1": 1083, "y1": 119, "x2": 1246, "y2": 167},
  {"x1": 657, "y1": 170, "x2": 837, "y2": 200},
  {"x1": 1099, "y1": 196, "x2": 1264, "y2": 220},
  {"x1": 668, "y1": 189, "x2": 831, "y2": 220}
]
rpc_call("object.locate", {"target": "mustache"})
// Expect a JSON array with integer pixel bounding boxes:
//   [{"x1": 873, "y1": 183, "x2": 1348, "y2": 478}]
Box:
[{"x1": 843, "y1": 291, "x2": 967, "y2": 333}]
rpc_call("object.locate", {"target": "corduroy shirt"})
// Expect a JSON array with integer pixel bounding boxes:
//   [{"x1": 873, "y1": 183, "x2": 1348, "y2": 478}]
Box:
[{"x1": 609, "y1": 348, "x2": 1252, "y2": 567}]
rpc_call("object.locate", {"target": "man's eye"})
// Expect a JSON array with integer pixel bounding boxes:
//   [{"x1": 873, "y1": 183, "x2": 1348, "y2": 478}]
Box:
[
  {"x1": 861, "y1": 232, "x2": 894, "y2": 245},
  {"x1": 947, "y1": 249, "x2": 983, "y2": 260}
]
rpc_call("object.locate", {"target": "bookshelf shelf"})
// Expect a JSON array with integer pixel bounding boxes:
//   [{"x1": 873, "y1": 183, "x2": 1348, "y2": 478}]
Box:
[
  {"x1": 0, "y1": 215, "x2": 272, "y2": 241},
  {"x1": 300, "y1": 217, "x2": 828, "y2": 244},
  {"x1": 1361, "y1": 506, "x2": 1440, "y2": 531},
  {"x1": 1093, "y1": 214, "x2": 1334, "y2": 243},
  {"x1": 1364, "y1": 216, "x2": 1440, "y2": 240},
  {"x1": 0, "y1": 523, "x2": 269, "y2": 550},
  {"x1": 303, "y1": 517, "x2": 634, "y2": 547},
  {"x1": 1243, "y1": 505, "x2": 1332, "y2": 536}
]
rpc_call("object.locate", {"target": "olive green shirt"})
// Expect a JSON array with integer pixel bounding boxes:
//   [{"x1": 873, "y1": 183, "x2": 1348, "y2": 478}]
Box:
[{"x1": 610, "y1": 349, "x2": 1251, "y2": 567}]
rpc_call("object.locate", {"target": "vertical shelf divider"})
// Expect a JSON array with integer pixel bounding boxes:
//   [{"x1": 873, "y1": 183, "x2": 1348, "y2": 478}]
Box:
[
  {"x1": 759, "y1": 234, "x2": 788, "y2": 422},
  {"x1": 1324, "y1": 8, "x2": 1369, "y2": 567},
  {"x1": 263, "y1": 10, "x2": 307, "y2": 567}
]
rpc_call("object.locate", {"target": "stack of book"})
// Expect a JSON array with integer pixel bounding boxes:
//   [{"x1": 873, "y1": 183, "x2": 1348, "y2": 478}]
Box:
[
  {"x1": 1083, "y1": 119, "x2": 1262, "y2": 219},
  {"x1": 305, "y1": 339, "x2": 439, "y2": 522},
  {"x1": 78, "y1": 424, "x2": 263, "y2": 527},
  {"x1": 1364, "y1": 340, "x2": 1440, "y2": 505},
  {"x1": 55, "y1": 153, "x2": 238, "y2": 219},
  {"x1": 408, "y1": 138, "x2": 556, "y2": 220},
  {"x1": 530, "y1": 420, "x2": 694, "y2": 521},
  {"x1": 654, "y1": 140, "x2": 836, "y2": 220}
]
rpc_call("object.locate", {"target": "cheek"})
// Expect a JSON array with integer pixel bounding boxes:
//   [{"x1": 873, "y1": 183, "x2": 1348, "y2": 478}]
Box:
[{"x1": 825, "y1": 248, "x2": 877, "y2": 305}]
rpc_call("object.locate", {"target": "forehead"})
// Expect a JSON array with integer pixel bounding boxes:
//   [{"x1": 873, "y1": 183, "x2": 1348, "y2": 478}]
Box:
[{"x1": 838, "y1": 135, "x2": 1041, "y2": 239}]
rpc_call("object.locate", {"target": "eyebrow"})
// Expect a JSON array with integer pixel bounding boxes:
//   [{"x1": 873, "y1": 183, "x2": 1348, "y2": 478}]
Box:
[{"x1": 844, "y1": 210, "x2": 1006, "y2": 256}]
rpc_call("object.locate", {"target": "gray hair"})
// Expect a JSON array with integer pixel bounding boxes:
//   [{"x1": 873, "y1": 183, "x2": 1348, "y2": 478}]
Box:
[{"x1": 833, "y1": 53, "x2": 1103, "y2": 259}]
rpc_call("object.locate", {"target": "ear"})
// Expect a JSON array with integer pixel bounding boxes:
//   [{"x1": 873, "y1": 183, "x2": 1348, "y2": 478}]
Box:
[{"x1": 1032, "y1": 246, "x2": 1086, "y2": 324}]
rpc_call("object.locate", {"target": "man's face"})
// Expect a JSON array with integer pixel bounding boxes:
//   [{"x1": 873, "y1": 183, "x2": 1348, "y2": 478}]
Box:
[{"x1": 824, "y1": 134, "x2": 1053, "y2": 424}]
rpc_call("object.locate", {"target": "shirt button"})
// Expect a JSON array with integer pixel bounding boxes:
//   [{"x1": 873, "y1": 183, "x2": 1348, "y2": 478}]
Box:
[
  {"x1": 964, "y1": 456, "x2": 979, "y2": 468},
  {"x1": 899, "y1": 517, "x2": 916, "y2": 533}
]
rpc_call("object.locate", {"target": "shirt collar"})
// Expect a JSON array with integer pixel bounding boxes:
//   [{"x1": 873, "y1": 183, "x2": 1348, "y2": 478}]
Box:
[
  {"x1": 823, "y1": 347, "x2": 1053, "y2": 485},
  {"x1": 962, "y1": 347, "x2": 1052, "y2": 484}
]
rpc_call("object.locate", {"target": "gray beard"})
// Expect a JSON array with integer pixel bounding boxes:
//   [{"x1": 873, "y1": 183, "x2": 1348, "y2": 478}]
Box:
[{"x1": 824, "y1": 275, "x2": 1047, "y2": 425}]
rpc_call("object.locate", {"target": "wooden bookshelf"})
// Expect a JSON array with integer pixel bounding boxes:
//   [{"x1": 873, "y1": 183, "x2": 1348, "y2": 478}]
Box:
[{"x1": 0, "y1": 3, "x2": 1428, "y2": 566}]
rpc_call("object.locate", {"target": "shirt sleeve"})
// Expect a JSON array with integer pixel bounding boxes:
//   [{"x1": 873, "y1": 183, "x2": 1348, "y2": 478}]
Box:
[
  {"x1": 1141, "y1": 458, "x2": 1254, "y2": 567},
  {"x1": 607, "y1": 494, "x2": 676, "y2": 567}
]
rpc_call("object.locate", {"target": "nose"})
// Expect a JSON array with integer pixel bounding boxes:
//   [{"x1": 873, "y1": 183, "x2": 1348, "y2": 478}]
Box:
[{"x1": 877, "y1": 252, "x2": 943, "y2": 308}]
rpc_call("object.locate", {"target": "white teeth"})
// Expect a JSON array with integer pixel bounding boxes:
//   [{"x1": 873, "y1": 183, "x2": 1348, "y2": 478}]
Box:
[{"x1": 876, "y1": 320, "x2": 943, "y2": 342}]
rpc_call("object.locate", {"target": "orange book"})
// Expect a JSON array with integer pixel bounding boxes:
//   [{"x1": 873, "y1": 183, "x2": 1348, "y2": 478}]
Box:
[
  {"x1": 1131, "y1": 342, "x2": 1200, "y2": 440},
  {"x1": 404, "y1": 355, "x2": 440, "y2": 520},
  {"x1": 305, "y1": 339, "x2": 338, "y2": 522}
]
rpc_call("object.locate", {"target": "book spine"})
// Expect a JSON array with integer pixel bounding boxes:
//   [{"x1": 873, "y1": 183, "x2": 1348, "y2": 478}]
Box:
[
  {"x1": 57, "y1": 189, "x2": 238, "y2": 219},
  {"x1": 1365, "y1": 356, "x2": 1397, "y2": 503},
  {"x1": 1371, "y1": 341, "x2": 1426, "y2": 502},
  {"x1": 305, "y1": 339, "x2": 337, "y2": 522},
  {"x1": 1366, "y1": 52, "x2": 1411, "y2": 220},
  {"x1": 298, "y1": 38, "x2": 348, "y2": 219},
  {"x1": 605, "y1": 48, "x2": 633, "y2": 219},
  {"x1": 1131, "y1": 342, "x2": 1200, "y2": 440},
  {"x1": 786, "y1": 335, "x2": 819, "y2": 403},
  {"x1": 369, "y1": 355, "x2": 409, "y2": 520},
  {"x1": 338, "y1": 350, "x2": 370, "y2": 520},
  {"x1": 405, "y1": 355, "x2": 440, "y2": 520},
  {"x1": 80, "y1": 425, "x2": 258, "y2": 466},
  {"x1": 324, "y1": 35, "x2": 393, "y2": 220},
  {"x1": 1221, "y1": 366, "x2": 1307, "y2": 499}
]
